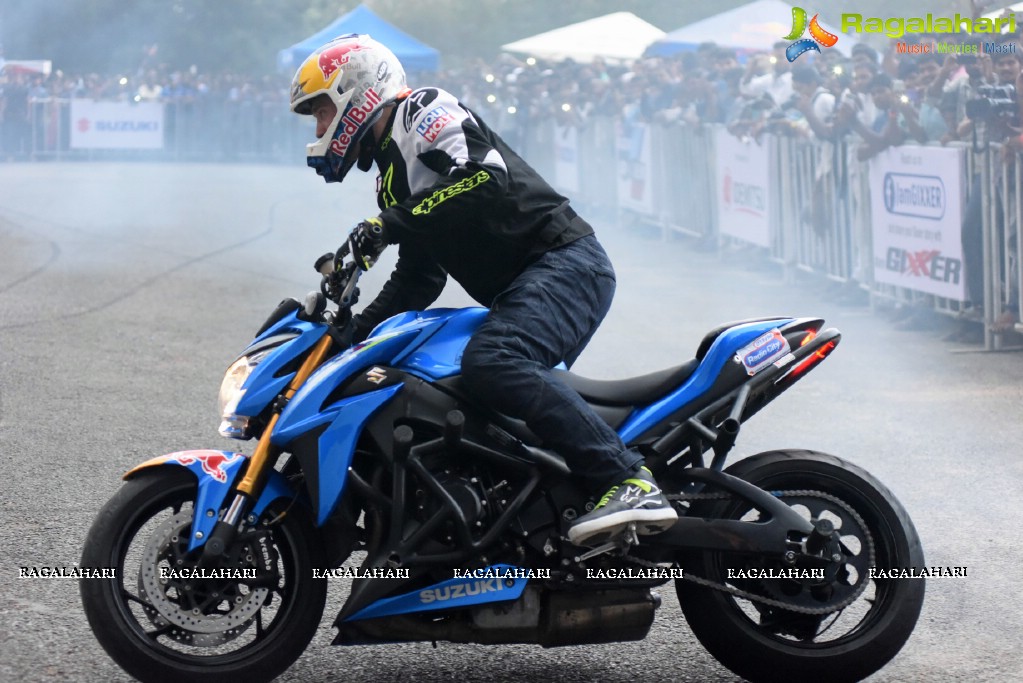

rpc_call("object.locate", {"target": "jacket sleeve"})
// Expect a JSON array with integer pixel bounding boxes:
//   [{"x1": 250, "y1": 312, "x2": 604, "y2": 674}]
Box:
[
  {"x1": 352, "y1": 240, "x2": 447, "y2": 342},
  {"x1": 379, "y1": 89, "x2": 509, "y2": 240}
]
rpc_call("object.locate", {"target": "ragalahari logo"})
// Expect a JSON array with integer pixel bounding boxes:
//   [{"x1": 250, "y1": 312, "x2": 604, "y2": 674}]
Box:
[{"x1": 783, "y1": 7, "x2": 839, "y2": 61}]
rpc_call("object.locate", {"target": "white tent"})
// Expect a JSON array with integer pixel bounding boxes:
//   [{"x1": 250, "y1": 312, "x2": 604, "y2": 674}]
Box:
[
  {"x1": 501, "y1": 12, "x2": 665, "y2": 63},
  {"x1": 646, "y1": 0, "x2": 856, "y2": 57},
  {"x1": 983, "y1": 3, "x2": 1023, "y2": 20}
]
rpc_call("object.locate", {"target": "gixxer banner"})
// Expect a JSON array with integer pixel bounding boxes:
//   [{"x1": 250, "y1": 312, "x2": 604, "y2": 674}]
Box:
[{"x1": 868, "y1": 145, "x2": 965, "y2": 300}]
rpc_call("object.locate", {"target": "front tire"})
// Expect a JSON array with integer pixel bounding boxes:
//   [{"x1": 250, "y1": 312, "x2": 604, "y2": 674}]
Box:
[
  {"x1": 79, "y1": 468, "x2": 326, "y2": 683},
  {"x1": 677, "y1": 450, "x2": 925, "y2": 683}
]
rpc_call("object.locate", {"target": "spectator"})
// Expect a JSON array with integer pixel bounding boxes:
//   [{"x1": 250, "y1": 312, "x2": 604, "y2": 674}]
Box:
[
  {"x1": 791, "y1": 62, "x2": 837, "y2": 139},
  {"x1": 833, "y1": 59, "x2": 880, "y2": 138},
  {"x1": 853, "y1": 73, "x2": 910, "y2": 160},
  {"x1": 911, "y1": 55, "x2": 951, "y2": 142},
  {"x1": 739, "y1": 41, "x2": 793, "y2": 107}
]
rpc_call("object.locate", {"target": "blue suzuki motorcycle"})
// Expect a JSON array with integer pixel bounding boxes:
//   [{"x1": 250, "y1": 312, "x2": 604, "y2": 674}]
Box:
[{"x1": 80, "y1": 249, "x2": 924, "y2": 683}]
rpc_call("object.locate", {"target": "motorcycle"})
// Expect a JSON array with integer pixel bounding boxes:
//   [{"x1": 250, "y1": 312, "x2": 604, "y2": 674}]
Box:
[{"x1": 80, "y1": 246, "x2": 925, "y2": 683}]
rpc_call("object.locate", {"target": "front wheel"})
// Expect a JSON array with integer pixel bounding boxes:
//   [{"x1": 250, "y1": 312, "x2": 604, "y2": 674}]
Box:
[
  {"x1": 79, "y1": 468, "x2": 327, "y2": 683},
  {"x1": 677, "y1": 450, "x2": 925, "y2": 683}
]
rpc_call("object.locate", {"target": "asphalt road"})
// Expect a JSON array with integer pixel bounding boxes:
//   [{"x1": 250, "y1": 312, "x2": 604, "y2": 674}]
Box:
[{"x1": 1, "y1": 162, "x2": 1021, "y2": 682}]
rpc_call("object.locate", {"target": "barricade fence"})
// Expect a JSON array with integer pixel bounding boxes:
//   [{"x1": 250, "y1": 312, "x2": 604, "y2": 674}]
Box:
[{"x1": 8, "y1": 99, "x2": 1018, "y2": 349}]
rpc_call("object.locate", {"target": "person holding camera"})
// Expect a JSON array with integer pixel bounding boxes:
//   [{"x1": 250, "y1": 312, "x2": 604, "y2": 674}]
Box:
[{"x1": 947, "y1": 41, "x2": 1022, "y2": 341}]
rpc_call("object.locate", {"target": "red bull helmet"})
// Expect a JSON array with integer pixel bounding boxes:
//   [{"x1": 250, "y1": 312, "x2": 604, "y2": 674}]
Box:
[{"x1": 290, "y1": 34, "x2": 407, "y2": 183}]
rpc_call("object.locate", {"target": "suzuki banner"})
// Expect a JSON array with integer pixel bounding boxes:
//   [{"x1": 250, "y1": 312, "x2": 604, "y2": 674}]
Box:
[
  {"x1": 714, "y1": 129, "x2": 771, "y2": 247},
  {"x1": 70, "y1": 99, "x2": 164, "y2": 150},
  {"x1": 868, "y1": 146, "x2": 965, "y2": 300}
]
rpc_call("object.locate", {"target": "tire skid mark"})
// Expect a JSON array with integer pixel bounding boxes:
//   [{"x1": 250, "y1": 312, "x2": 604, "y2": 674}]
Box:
[
  {"x1": 0, "y1": 238, "x2": 61, "y2": 295},
  {"x1": 0, "y1": 195, "x2": 309, "y2": 331},
  {"x1": 0, "y1": 187, "x2": 326, "y2": 298}
]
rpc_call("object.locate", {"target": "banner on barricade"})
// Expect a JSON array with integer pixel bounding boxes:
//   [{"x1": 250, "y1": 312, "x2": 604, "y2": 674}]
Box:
[
  {"x1": 553, "y1": 124, "x2": 580, "y2": 194},
  {"x1": 70, "y1": 99, "x2": 164, "y2": 150},
  {"x1": 714, "y1": 129, "x2": 771, "y2": 247},
  {"x1": 868, "y1": 146, "x2": 964, "y2": 300},
  {"x1": 617, "y1": 122, "x2": 654, "y2": 214}
]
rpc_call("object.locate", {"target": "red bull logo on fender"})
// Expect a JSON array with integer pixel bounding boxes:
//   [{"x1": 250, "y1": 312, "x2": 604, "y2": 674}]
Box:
[
  {"x1": 329, "y1": 87, "x2": 383, "y2": 157},
  {"x1": 317, "y1": 42, "x2": 369, "y2": 82},
  {"x1": 170, "y1": 450, "x2": 242, "y2": 483}
]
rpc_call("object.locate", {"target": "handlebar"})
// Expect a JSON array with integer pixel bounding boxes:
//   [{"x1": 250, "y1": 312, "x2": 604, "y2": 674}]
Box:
[{"x1": 314, "y1": 251, "x2": 362, "y2": 315}]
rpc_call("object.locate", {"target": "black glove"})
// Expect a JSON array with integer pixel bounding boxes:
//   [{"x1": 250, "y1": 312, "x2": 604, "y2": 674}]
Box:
[{"x1": 342, "y1": 217, "x2": 389, "y2": 271}]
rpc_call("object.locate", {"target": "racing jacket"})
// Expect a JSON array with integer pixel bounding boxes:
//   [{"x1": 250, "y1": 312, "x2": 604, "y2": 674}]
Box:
[{"x1": 353, "y1": 87, "x2": 593, "y2": 340}]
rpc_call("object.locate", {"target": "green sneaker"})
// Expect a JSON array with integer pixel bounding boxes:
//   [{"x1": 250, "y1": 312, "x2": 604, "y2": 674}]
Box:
[{"x1": 567, "y1": 467, "x2": 678, "y2": 546}]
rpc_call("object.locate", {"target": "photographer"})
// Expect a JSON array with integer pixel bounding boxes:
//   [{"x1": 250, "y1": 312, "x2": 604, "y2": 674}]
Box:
[{"x1": 949, "y1": 41, "x2": 1022, "y2": 341}]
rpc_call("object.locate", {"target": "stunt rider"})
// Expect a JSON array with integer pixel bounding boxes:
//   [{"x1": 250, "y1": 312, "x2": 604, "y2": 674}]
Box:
[{"x1": 288, "y1": 34, "x2": 677, "y2": 545}]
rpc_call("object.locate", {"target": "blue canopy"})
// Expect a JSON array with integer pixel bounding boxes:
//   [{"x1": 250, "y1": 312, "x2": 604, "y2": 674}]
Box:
[{"x1": 277, "y1": 4, "x2": 440, "y2": 72}]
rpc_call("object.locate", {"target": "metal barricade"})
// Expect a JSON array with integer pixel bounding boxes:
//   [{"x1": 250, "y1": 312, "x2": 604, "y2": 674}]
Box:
[
  {"x1": 649, "y1": 123, "x2": 716, "y2": 240},
  {"x1": 1013, "y1": 150, "x2": 1023, "y2": 338},
  {"x1": 575, "y1": 116, "x2": 618, "y2": 215},
  {"x1": 24, "y1": 97, "x2": 311, "y2": 164},
  {"x1": 980, "y1": 142, "x2": 1020, "y2": 349},
  {"x1": 15, "y1": 97, "x2": 1021, "y2": 353},
  {"x1": 28, "y1": 97, "x2": 69, "y2": 159}
]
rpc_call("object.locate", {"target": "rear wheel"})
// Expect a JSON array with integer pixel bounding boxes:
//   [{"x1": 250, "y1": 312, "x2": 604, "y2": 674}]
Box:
[
  {"x1": 677, "y1": 450, "x2": 925, "y2": 683},
  {"x1": 79, "y1": 468, "x2": 327, "y2": 683}
]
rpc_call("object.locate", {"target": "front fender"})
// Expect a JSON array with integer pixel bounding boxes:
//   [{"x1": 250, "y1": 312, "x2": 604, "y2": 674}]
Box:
[{"x1": 124, "y1": 449, "x2": 295, "y2": 552}]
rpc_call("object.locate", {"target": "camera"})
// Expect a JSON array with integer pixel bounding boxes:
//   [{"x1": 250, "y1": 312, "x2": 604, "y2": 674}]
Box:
[{"x1": 965, "y1": 83, "x2": 1019, "y2": 127}]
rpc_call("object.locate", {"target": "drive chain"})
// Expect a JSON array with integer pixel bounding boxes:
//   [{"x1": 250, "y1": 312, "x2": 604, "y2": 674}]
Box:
[{"x1": 637, "y1": 489, "x2": 877, "y2": 616}]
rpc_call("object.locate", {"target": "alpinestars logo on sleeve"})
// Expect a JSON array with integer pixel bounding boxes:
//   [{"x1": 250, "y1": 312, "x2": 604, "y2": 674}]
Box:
[{"x1": 412, "y1": 171, "x2": 491, "y2": 215}]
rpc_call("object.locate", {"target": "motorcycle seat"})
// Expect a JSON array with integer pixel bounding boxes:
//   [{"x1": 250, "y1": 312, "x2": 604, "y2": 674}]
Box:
[
  {"x1": 555, "y1": 360, "x2": 700, "y2": 407},
  {"x1": 557, "y1": 317, "x2": 788, "y2": 408}
]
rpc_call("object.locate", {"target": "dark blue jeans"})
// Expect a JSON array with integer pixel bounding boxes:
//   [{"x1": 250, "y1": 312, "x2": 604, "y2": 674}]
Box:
[{"x1": 461, "y1": 234, "x2": 643, "y2": 492}]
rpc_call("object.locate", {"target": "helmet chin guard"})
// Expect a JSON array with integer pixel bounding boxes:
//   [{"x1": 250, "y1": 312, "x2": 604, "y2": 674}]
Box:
[{"x1": 289, "y1": 34, "x2": 407, "y2": 183}]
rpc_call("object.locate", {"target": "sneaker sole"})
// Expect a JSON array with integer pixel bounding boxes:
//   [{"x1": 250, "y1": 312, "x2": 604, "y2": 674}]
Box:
[{"x1": 568, "y1": 508, "x2": 679, "y2": 546}]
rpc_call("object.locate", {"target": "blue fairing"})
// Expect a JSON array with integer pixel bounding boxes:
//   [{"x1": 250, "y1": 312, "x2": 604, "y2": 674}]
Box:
[
  {"x1": 618, "y1": 319, "x2": 793, "y2": 443},
  {"x1": 128, "y1": 451, "x2": 294, "y2": 553},
  {"x1": 344, "y1": 564, "x2": 529, "y2": 622},
  {"x1": 235, "y1": 311, "x2": 328, "y2": 418},
  {"x1": 312, "y1": 386, "x2": 402, "y2": 526},
  {"x1": 375, "y1": 307, "x2": 488, "y2": 380},
  {"x1": 273, "y1": 330, "x2": 418, "y2": 443}
]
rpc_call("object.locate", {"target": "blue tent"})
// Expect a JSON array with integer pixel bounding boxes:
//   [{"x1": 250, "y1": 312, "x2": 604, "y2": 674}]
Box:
[{"x1": 277, "y1": 4, "x2": 440, "y2": 72}]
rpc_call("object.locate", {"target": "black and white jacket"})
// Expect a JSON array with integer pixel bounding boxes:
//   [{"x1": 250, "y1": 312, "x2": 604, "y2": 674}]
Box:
[{"x1": 354, "y1": 87, "x2": 592, "y2": 340}]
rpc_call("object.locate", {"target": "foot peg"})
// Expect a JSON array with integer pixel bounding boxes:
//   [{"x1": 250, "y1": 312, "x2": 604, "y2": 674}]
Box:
[{"x1": 574, "y1": 522, "x2": 641, "y2": 562}]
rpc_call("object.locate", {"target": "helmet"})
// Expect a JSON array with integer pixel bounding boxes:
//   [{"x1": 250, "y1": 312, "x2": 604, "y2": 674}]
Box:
[{"x1": 290, "y1": 34, "x2": 407, "y2": 183}]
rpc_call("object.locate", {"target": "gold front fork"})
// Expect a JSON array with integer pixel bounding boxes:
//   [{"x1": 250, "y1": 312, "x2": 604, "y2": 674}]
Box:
[
  {"x1": 201, "y1": 331, "x2": 335, "y2": 560},
  {"x1": 236, "y1": 332, "x2": 334, "y2": 496}
]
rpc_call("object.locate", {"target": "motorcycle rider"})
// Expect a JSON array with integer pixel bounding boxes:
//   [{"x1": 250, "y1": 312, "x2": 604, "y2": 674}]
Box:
[{"x1": 289, "y1": 34, "x2": 676, "y2": 545}]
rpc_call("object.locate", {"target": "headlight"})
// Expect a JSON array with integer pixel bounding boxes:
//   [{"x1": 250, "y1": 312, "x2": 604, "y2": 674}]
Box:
[{"x1": 218, "y1": 350, "x2": 271, "y2": 439}]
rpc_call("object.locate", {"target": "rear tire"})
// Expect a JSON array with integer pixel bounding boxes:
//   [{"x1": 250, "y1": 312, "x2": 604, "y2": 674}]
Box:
[
  {"x1": 79, "y1": 468, "x2": 327, "y2": 683},
  {"x1": 677, "y1": 450, "x2": 925, "y2": 683}
]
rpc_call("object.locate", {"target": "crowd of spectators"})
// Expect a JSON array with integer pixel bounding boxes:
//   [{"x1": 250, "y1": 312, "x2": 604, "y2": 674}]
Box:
[
  {"x1": 434, "y1": 31, "x2": 1023, "y2": 163},
  {"x1": 4, "y1": 28, "x2": 1023, "y2": 158},
  {"x1": 3, "y1": 27, "x2": 1022, "y2": 342}
]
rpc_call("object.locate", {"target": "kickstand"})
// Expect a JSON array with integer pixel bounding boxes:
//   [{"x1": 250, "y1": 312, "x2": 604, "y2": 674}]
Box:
[{"x1": 573, "y1": 523, "x2": 640, "y2": 562}]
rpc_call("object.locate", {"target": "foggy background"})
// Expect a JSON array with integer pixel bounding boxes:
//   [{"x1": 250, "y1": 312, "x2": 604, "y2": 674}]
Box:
[
  {"x1": 0, "y1": 0, "x2": 973, "y2": 73},
  {"x1": 2, "y1": 1, "x2": 1022, "y2": 681}
]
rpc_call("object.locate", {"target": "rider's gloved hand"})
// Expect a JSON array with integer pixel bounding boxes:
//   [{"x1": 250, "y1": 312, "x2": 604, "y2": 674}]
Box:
[{"x1": 342, "y1": 217, "x2": 389, "y2": 272}]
